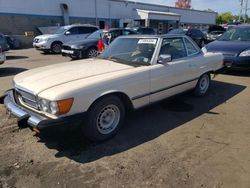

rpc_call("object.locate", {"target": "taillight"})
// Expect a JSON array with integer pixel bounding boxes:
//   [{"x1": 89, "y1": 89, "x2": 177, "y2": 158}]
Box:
[{"x1": 0, "y1": 47, "x2": 2, "y2": 53}]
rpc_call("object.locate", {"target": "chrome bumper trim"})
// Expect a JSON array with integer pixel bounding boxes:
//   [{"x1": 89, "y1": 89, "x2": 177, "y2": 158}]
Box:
[{"x1": 4, "y1": 90, "x2": 46, "y2": 127}]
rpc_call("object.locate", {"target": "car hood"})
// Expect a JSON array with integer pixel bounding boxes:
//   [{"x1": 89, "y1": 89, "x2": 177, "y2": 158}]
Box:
[
  {"x1": 14, "y1": 59, "x2": 134, "y2": 95},
  {"x1": 63, "y1": 38, "x2": 98, "y2": 47},
  {"x1": 206, "y1": 40, "x2": 250, "y2": 55}
]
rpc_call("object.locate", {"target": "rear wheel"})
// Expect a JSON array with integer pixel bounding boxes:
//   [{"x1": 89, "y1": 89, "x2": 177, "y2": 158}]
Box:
[
  {"x1": 82, "y1": 95, "x2": 125, "y2": 141},
  {"x1": 51, "y1": 42, "x2": 62, "y2": 54},
  {"x1": 194, "y1": 73, "x2": 210, "y2": 97}
]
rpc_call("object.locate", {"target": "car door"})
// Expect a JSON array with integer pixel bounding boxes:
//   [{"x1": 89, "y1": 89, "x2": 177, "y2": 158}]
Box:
[
  {"x1": 150, "y1": 37, "x2": 197, "y2": 103},
  {"x1": 64, "y1": 27, "x2": 79, "y2": 43},
  {"x1": 78, "y1": 27, "x2": 98, "y2": 39},
  {"x1": 184, "y1": 37, "x2": 206, "y2": 78}
]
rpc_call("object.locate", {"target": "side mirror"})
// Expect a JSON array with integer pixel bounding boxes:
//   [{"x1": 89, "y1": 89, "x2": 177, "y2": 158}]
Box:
[
  {"x1": 65, "y1": 31, "x2": 71, "y2": 35},
  {"x1": 158, "y1": 54, "x2": 172, "y2": 64}
]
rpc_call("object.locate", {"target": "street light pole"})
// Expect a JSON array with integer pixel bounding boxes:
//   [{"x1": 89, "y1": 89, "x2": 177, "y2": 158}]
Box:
[
  {"x1": 244, "y1": 0, "x2": 249, "y2": 23},
  {"x1": 95, "y1": 0, "x2": 98, "y2": 26}
]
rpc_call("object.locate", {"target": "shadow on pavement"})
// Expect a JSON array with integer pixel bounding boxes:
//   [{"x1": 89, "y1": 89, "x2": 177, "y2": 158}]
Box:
[
  {"x1": 0, "y1": 67, "x2": 27, "y2": 77},
  {"x1": 224, "y1": 69, "x2": 250, "y2": 77},
  {"x1": 6, "y1": 55, "x2": 29, "y2": 60},
  {"x1": 38, "y1": 80, "x2": 246, "y2": 164}
]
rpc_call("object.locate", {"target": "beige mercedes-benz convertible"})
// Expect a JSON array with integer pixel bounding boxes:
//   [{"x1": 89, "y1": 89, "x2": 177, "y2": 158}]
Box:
[{"x1": 1, "y1": 35, "x2": 223, "y2": 141}]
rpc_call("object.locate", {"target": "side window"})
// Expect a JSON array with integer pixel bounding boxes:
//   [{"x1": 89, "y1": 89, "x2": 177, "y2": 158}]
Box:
[
  {"x1": 109, "y1": 30, "x2": 121, "y2": 41},
  {"x1": 184, "y1": 38, "x2": 200, "y2": 56},
  {"x1": 159, "y1": 38, "x2": 187, "y2": 60},
  {"x1": 78, "y1": 27, "x2": 97, "y2": 34},
  {"x1": 67, "y1": 27, "x2": 79, "y2": 35},
  {"x1": 122, "y1": 30, "x2": 133, "y2": 35}
]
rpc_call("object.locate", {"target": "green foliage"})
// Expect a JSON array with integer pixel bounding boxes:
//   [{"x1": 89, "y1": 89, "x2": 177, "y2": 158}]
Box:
[{"x1": 216, "y1": 12, "x2": 236, "y2": 24}]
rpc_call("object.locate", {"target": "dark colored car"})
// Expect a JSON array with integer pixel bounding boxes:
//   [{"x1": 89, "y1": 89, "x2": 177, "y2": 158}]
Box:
[
  {"x1": 205, "y1": 25, "x2": 250, "y2": 70},
  {"x1": 62, "y1": 28, "x2": 136, "y2": 60},
  {"x1": 168, "y1": 28, "x2": 207, "y2": 47},
  {"x1": 129, "y1": 27, "x2": 156, "y2": 35},
  {"x1": 0, "y1": 33, "x2": 10, "y2": 52}
]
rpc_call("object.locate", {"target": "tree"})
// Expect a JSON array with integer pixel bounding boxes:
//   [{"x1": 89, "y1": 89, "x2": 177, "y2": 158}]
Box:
[{"x1": 216, "y1": 12, "x2": 236, "y2": 24}]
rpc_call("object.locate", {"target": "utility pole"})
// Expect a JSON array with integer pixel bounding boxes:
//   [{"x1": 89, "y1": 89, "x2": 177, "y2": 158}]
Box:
[
  {"x1": 244, "y1": 0, "x2": 249, "y2": 23},
  {"x1": 239, "y1": 0, "x2": 244, "y2": 22}
]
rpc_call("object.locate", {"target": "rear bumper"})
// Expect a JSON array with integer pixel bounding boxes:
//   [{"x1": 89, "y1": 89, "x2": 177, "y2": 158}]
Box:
[{"x1": 1, "y1": 90, "x2": 85, "y2": 131}]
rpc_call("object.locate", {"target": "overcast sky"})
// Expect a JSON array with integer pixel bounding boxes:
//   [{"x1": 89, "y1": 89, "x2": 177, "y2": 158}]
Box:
[{"x1": 136, "y1": 0, "x2": 241, "y2": 14}]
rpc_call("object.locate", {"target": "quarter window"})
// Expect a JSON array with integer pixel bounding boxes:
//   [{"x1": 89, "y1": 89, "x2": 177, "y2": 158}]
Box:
[
  {"x1": 184, "y1": 38, "x2": 199, "y2": 56},
  {"x1": 159, "y1": 38, "x2": 187, "y2": 60}
]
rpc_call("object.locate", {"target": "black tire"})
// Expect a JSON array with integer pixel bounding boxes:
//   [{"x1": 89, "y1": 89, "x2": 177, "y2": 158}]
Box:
[
  {"x1": 86, "y1": 47, "x2": 98, "y2": 58},
  {"x1": 194, "y1": 73, "x2": 211, "y2": 97},
  {"x1": 69, "y1": 54, "x2": 80, "y2": 60},
  {"x1": 82, "y1": 95, "x2": 125, "y2": 141},
  {"x1": 51, "y1": 42, "x2": 62, "y2": 54},
  {"x1": 42, "y1": 49, "x2": 50, "y2": 54}
]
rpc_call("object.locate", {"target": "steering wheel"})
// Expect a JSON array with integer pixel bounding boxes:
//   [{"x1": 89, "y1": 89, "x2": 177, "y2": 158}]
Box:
[{"x1": 132, "y1": 56, "x2": 146, "y2": 62}]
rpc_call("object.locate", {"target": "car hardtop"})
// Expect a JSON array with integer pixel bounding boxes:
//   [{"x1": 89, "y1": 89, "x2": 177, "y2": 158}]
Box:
[
  {"x1": 117, "y1": 34, "x2": 189, "y2": 39},
  {"x1": 63, "y1": 24, "x2": 99, "y2": 30},
  {"x1": 229, "y1": 24, "x2": 250, "y2": 29}
]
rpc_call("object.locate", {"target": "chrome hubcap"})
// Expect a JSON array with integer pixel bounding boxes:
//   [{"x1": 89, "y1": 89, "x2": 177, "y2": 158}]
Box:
[
  {"x1": 88, "y1": 49, "x2": 98, "y2": 58},
  {"x1": 199, "y1": 75, "x2": 209, "y2": 94},
  {"x1": 97, "y1": 105, "x2": 120, "y2": 135}
]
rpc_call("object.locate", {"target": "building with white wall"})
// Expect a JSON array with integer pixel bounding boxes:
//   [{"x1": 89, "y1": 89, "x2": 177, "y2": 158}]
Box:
[{"x1": 0, "y1": 0, "x2": 217, "y2": 35}]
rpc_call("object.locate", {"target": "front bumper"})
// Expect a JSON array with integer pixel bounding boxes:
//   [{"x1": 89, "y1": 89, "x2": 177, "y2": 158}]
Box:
[
  {"x1": 33, "y1": 41, "x2": 51, "y2": 50},
  {"x1": 224, "y1": 57, "x2": 250, "y2": 69},
  {"x1": 61, "y1": 48, "x2": 83, "y2": 58},
  {"x1": 1, "y1": 90, "x2": 85, "y2": 131}
]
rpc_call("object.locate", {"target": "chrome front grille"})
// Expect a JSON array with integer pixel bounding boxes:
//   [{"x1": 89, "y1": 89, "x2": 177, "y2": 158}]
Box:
[{"x1": 15, "y1": 88, "x2": 38, "y2": 109}]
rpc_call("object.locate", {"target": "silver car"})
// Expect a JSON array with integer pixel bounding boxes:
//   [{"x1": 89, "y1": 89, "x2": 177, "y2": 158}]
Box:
[
  {"x1": 33, "y1": 24, "x2": 98, "y2": 54},
  {"x1": 0, "y1": 46, "x2": 6, "y2": 65}
]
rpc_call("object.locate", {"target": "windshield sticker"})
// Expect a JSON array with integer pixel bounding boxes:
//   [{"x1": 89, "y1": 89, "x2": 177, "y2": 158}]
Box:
[{"x1": 138, "y1": 39, "x2": 157, "y2": 45}]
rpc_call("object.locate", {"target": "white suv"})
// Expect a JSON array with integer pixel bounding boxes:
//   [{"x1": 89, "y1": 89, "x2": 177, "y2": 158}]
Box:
[{"x1": 33, "y1": 24, "x2": 98, "y2": 54}]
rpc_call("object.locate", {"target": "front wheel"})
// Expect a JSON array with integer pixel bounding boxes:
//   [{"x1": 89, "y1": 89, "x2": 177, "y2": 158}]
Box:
[
  {"x1": 194, "y1": 73, "x2": 210, "y2": 97},
  {"x1": 82, "y1": 95, "x2": 125, "y2": 141},
  {"x1": 87, "y1": 48, "x2": 98, "y2": 58},
  {"x1": 51, "y1": 42, "x2": 62, "y2": 54}
]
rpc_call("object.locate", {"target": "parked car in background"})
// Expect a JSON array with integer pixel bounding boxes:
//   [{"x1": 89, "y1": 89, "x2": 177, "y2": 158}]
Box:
[
  {"x1": 168, "y1": 28, "x2": 207, "y2": 47},
  {"x1": 0, "y1": 46, "x2": 6, "y2": 65},
  {"x1": 129, "y1": 27, "x2": 156, "y2": 35},
  {"x1": 0, "y1": 33, "x2": 10, "y2": 52},
  {"x1": 206, "y1": 31, "x2": 225, "y2": 42},
  {"x1": 62, "y1": 28, "x2": 136, "y2": 60},
  {"x1": 2, "y1": 35, "x2": 223, "y2": 141},
  {"x1": 204, "y1": 25, "x2": 250, "y2": 70},
  {"x1": 33, "y1": 24, "x2": 98, "y2": 54},
  {"x1": 203, "y1": 25, "x2": 226, "y2": 43},
  {"x1": 4, "y1": 35, "x2": 21, "y2": 49}
]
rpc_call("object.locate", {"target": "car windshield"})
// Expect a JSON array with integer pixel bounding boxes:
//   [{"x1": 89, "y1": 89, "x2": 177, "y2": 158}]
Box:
[
  {"x1": 219, "y1": 27, "x2": 250, "y2": 41},
  {"x1": 55, "y1": 27, "x2": 67, "y2": 34},
  {"x1": 99, "y1": 38, "x2": 158, "y2": 66},
  {"x1": 87, "y1": 30, "x2": 104, "y2": 39}
]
